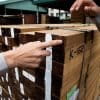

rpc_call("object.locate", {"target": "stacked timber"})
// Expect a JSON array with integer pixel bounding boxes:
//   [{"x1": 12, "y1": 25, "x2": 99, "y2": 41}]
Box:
[
  {"x1": 84, "y1": 30, "x2": 100, "y2": 100},
  {"x1": 0, "y1": 24, "x2": 99, "y2": 100},
  {"x1": 33, "y1": 28, "x2": 93, "y2": 100}
]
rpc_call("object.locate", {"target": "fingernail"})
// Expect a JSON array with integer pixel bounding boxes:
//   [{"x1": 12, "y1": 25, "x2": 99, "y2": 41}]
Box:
[
  {"x1": 70, "y1": 8, "x2": 73, "y2": 12},
  {"x1": 58, "y1": 40, "x2": 63, "y2": 43},
  {"x1": 47, "y1": 51, "x2": 51, "y2": 56},
  {"x1": 37, "y1": 41, "x2": 41, "y2": 43},
  {"x1": 84, "y1": 6, "x2": 88, "y2": 11},
  {"x1": 76, "y1": 6, "x2": 79, "y2": 11}
]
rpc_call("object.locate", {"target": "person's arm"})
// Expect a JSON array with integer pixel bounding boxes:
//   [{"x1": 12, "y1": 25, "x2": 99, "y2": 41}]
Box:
[
  {"x1": 0, "y1": 40, "x2": 62, "y2": 75},
  {"x1": 70, "y1": 0, "x2": 100, "y2": 30}
]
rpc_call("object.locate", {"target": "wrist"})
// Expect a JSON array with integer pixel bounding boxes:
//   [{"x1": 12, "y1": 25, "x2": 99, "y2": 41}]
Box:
[{"x1": 2, "y1": 50, "x2": 16, "y2": 68}]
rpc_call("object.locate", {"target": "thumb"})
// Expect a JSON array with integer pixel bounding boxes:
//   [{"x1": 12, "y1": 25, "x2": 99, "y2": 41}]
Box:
[{"x1": 84, "y1": 6, "x2": 98, "y2": 16}]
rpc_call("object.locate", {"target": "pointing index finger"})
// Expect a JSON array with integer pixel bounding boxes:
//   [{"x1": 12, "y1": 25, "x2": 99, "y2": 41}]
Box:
[
  {"x1": 70, "y1": 0, "x2": 78, "y2": 12},
  {"x1": 39, "y1": 40, "x2": 63, "y2": 49}
]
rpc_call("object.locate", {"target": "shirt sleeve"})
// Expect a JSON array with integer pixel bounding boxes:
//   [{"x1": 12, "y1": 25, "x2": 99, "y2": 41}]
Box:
[
  {"x1": 0, "y1": 53, "x2": 8, "y2": 74},
  {"x1": 92, "y1": 14, "x2": 100, "y2": 31}
]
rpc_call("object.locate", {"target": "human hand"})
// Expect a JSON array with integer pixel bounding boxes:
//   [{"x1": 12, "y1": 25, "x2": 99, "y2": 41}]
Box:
[
  {"x1": 70, "y1": 0, "x2": 100, "y2": 16},
  {"x1": 3, "y1": 40, "x2": 62, "y2": 68}
]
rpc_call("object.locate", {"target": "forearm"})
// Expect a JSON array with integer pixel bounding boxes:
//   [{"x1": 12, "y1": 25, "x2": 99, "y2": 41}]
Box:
[
  {"x1": 2, "y1": 50, "x2": 16, "y2": 69},
  {"x1": 0, "y1": 50, "x2": 16, "y2": 75}
]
